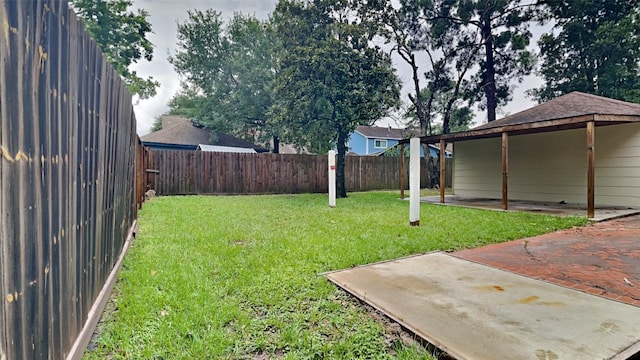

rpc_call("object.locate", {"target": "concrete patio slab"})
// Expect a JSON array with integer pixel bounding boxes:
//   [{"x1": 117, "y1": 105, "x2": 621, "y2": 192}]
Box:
[
  {"x1": 327, "y1": 252, "x2": 640, "y2": 360},
  {"x1": 420, "y1": 195, "x2": 640, "y2": 222}
]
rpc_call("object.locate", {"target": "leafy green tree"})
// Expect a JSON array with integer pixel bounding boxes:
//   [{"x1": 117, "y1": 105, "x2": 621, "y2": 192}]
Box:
[
  {"x1": 150, "y1": 116, "x2": 163, "y2": 132},
  {"x1": 169, "y1": 11, "x2": 282, "y2": 151},
  {"x1": 399, "y1": 1, "x2": 480, "y2": 134},
  {"x1": 443, "y1": 0, "x2": 537, "y2": 122},
  {"x1": 271, "y1": 0, "x2": 401, "y2": 197},
  {"x1": 167, "y1": 84, "x2": 206, "y2": 118},
  {"x1": 360, "y1": 1, "x2": 478, "y2": 136},
  {"x1": 70, "y1": 0, "x2": 159, "y2": 99},
  {"x1": 360, "y1": 0, "x2": 479, "y2": 188},
  {"x1": 361, "y1": 0, "x2": 533, "y2": 135},
  {"x1": 430, "y1": 107, "x2": 474, "y2": 134},
  {"x1": 405, "y1": 87, "x2": 474, "y2": 135},
  {"x1": 532, "y1": 0, "x2": 640, "y2": 103},
  {"x1": 391, "y1": 0, "x2": 535, "y2": 122}
]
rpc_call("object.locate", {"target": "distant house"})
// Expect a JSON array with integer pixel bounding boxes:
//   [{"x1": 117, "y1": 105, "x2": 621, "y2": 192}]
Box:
[
  {"x1": 348, "y1": 125, "x2": 451, "y2": 157},
  {"x1": 141, "y1": 115, "x2": 268, "y2": 153}
]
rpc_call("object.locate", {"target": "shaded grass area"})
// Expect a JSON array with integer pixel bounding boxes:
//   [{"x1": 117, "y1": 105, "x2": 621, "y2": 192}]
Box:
[{"x1": 85, "y1": 192, "x2": 587, "y2": 359}]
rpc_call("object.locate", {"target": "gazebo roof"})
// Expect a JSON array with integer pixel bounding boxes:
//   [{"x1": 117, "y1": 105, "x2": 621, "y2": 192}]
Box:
[{"x1": 410, "y1": 92, "x2": 640, "y2": 144}]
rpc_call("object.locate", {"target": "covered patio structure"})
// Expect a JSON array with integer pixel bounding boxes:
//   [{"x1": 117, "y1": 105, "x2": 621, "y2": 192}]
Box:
[{"x1": 402, "y1": 92, "x2": 640, "y2": 219}]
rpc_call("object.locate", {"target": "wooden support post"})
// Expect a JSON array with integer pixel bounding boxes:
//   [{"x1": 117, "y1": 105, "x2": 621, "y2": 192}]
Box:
[
  {"x1": 502, "y1": 132, "x2": 509, "y2": 210},
  {"x1": 587, "y1": 121, "x2": 595, "y2": 218},
  {"x1": 439, "y1": 139, "x2": 446, "y2": 204},
  {"x1": 400, "y1": 143, "x2": 406, "y2": 199}
]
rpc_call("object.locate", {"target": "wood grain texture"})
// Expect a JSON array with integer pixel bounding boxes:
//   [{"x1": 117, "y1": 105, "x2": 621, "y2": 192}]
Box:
[
  {"x1": 147, "y1": 151, "x2": 452, "y2": 195},
  {"x1": 502, "y1": 132, "x2": 509, "y2": 210},
  {"x1": 587, "y1": 121, "x2": 595, "y2": 218},
  {"x1": 0, "y1": 1, "x2": 138, "y2": 358}
]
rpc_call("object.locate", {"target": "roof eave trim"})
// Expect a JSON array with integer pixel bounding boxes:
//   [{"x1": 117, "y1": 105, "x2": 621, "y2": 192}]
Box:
[
  {"x1": 402, "y1": 114, "x2": 640, "y2": 144},
  {"x1": 356, "y1": 131, "x2": 404, "y2": 140}
]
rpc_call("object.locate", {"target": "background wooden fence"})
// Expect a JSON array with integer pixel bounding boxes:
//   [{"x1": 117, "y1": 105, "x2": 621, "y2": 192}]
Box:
[
  {"x1": 0, "y1": 1, "x2": 139, "y2": 359},
  {"x1": 147, "y1": 150, "x2": 452, "y2": 195}
]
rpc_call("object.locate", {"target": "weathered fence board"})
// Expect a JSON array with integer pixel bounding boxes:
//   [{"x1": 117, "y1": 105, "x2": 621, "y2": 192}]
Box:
[
  {"x1": 0, "y1": 1, "x2": 138, "y2": 358},
  {"x1": 147, "y1": 150, "x2": 452, "y2": 195}
]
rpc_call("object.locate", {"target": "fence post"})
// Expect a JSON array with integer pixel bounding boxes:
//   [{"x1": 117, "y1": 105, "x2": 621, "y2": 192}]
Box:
[
  {"x1": 328, "y1": 150, "x2": 336, "y2": 207},
  {"x1": 409, "y1": 138, "x2": 420, "y2": 226}
]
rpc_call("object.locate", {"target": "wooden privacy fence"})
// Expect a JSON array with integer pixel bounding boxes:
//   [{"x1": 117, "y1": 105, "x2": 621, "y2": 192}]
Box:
[
  {"x1": 0, "y1": 1, "x2": 140, "y2": 359},
  {"x1": 147, "y1": 150, "x2": 452, "y2": 195}
]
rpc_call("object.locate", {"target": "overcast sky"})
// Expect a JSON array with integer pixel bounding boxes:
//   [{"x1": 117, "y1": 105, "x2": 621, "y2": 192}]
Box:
[{"x1": 130, "y1": 0, "x2": 544, "y2": 135}]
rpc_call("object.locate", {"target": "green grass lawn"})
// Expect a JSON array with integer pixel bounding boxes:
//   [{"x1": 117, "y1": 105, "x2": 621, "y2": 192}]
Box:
[{"x1": 85, "y1": 192, "x2": 587, "y2": 359}]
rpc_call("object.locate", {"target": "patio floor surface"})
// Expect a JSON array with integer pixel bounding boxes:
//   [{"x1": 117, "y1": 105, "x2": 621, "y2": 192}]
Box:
[
  {"x1": 421, "y1": 195, "x2": 640, "y2": 222},
  {"x1": 326, "y1": 214, "x2": 640, "y2": 359}
]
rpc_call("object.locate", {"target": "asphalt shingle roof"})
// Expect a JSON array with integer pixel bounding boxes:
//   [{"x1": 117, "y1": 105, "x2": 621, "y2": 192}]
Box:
[
  {"x1": 355, "y1": 125, "x2": 419, "y2": 139},
  {"x1": 141, "y1": 115, "x2": 268, "y2": 152},
  {"x1": 473, "y1": 92, "x2": 640, "y2": 131}
]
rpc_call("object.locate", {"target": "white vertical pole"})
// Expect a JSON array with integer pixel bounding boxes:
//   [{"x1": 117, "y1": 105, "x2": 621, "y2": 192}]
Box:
[
  {"x1": 328, "y1": 150, "x2": 336, "y2": 207},
  {"x1": 409, "y1": 138, "x2": 420, "y2": 226}
]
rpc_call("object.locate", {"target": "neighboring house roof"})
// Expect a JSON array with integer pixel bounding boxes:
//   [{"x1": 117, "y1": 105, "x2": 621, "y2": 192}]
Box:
[
  {"x1": 355, "y1": 125, "x2": 419, "y2": 140},
  {"x1": 197, "y1": 144, "x2": 256, "y2": 153},
  {"x1": 412, "y1": 92, "x2": 640, "y2": 144},
  {"x1": 370, "y1": 143, "x2": 452, "y2": 157},
  {"x1": 141, "y1": 115, "x2": 268, "y2": 152}
]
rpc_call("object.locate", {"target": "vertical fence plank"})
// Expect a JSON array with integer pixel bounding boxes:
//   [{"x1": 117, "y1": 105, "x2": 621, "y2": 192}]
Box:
[
  {"x1": 0, "y1": 1, "x2": 139, "y2": 358},
  {"x1": 146, "y1": 151, "x2": 444, "y2": 195}
]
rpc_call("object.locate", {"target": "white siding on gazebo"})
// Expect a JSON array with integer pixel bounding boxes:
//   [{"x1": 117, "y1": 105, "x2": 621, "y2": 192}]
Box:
[
  {"x1": 594, "y1": 122, "x2": 640, "y2": 207},
  {"x1": 453, "y1": 122, "x2": 640, "y2": 207},
  {"x1": 509, "y1": 129, "x2": 587, "y2": 203},
  {"x1": 453, "y1": 137, "x2": 502, "y2": 198}
]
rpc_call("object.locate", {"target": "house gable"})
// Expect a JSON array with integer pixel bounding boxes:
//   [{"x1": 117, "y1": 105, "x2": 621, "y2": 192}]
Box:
[
  {"x1": 350, "y1": 125, "x2": 420, "y2": 155},
  {"x1": 348, "y1": 131, "x2": 368, "y2": 154}
]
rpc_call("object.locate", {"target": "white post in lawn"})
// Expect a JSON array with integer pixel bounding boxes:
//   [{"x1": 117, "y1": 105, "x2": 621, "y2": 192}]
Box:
[
  {"x1": 328, "y1": 150, "x2": 336, "y2": 207},
  {"x1": 409, "y1": 137, "x2": 420, "y2": 226}
]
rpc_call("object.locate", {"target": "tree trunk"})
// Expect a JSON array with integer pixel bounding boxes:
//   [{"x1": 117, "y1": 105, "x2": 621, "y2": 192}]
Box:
[
  {"x1": 443, "y1": 104, "x2": 452, "y2": 135},
  {"x1": 336, "y1": 130, "x2": 348, "y2": 198},
  {"x1": 482, "y1": 18, "x2": 497, "y2": 122},
  {"x1": 443, "y1": 92, "x2": 458, "y2": 134},
  {"x1": 422, "y1": 144, "x2": 439, "y2": 188},
  {"x1": 273, "y1": 136, "x2": 280, "y2": 153},
  {"x1": 410, "y1": 54, "x2": 428, "y2": 133}
]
